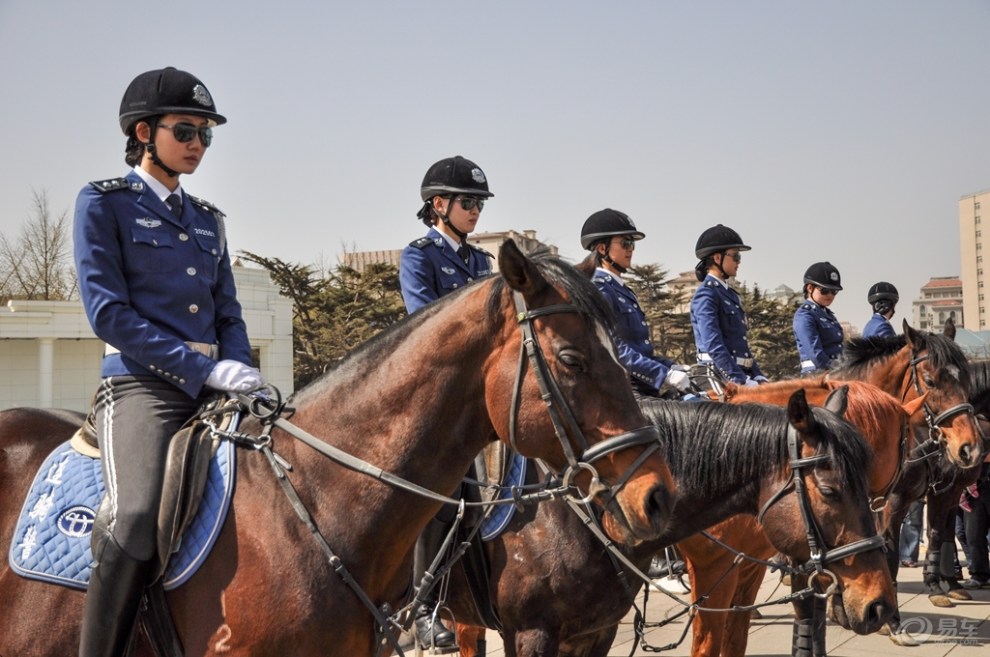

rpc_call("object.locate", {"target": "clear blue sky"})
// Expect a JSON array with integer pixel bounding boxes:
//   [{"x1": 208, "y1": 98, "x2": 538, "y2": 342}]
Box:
[{"x1": 2, "y1": 1, "x2": 989, "y2": 326}]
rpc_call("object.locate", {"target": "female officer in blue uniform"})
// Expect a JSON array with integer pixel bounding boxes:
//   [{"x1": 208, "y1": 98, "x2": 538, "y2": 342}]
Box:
[
  {"x1": 399, "y1": 155, "x2": 494, "y2": 314},
  {"x1": 580, "y1": 208, "x2": 691, "y2": 396},
  {"x1": 690, "y1": 225, "x2": 768, "y2": 386},
  {"x1": 793, "y1": 261, "x2": 845, "y2": 374},
  {"x1": 863, "y1": 281, "x2": 899, "y2": 338},
  {"x1": 399, "y1": 155, "x2": 493, "y2": 650},
  {"x1": 74, "y1": 67, "x2": 264, "y2": 657}
]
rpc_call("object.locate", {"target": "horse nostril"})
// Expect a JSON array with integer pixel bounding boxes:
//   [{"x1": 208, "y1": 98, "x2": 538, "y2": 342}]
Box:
[
  {"x1": 960, "y1": 444, "x2": 973, "y2": 466},
  {"x1": 646, "y1": 484, "x2": 671, "y2": 527}
]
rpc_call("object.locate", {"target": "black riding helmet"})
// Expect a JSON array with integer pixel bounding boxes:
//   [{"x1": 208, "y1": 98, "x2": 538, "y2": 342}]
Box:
[
  {"x1": 867, "y1": 281, "x2": 899, "y2": 304},
  {"x1": 420, "y1": 156, "x2": 493, "y2": 202},
  {"x1": 580, "y1": 209, "x2": 645, "y2": 250},
  {"x1": 695, "y1": 224, "x2": 750, "y2": 259},
  {"x1": 804, "y1": 262, "x2": 843, "y2": 291},
  {"x1": 119, "y1": 67, "x2": 226, "y2": 135}
]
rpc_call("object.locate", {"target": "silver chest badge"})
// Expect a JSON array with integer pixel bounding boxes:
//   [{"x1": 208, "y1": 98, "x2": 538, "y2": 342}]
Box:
[
  {"x1": 441, "y1": 266, "x2": 456, "y2": 275},
  {"x1": 136, "y1": 218, "x2": 161, "y2": 228}
]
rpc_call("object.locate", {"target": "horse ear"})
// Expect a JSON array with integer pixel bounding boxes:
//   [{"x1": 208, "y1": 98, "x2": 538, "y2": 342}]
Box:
[
  {"x1": 498, "y1": 239, "x2": 549, "y2": 297},
  {"x1": 823, "y1": 385, "x2": 848, "y2": 418},
  {"x1": 903, "y1": 320, "x2": 926, "y2": 354},
  {"x1": 901, "y1": 392, "x2": 928, "y2": 419},
  {"x1": 786, "y1": 388, "x2": 815, "y2": 434}
]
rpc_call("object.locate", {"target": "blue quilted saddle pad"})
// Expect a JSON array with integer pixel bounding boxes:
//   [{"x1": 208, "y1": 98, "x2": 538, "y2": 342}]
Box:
[
  {"x1": 8, "y1": 437, "x2": 234, "y2": 591},
  {"x1": 479, "y1": 453, "x2": 526, "y2": 542}
]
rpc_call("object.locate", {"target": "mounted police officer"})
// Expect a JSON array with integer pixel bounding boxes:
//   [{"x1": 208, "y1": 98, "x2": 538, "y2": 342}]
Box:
[
  {"x1": 690, "y1": 224, "x2": 768, "y2": 386},
  {"x1": 863, "y1": 281, "x2": 899, "y2": 338},
  {"x1": 399, "y1": 155, "x2": 494, "y2": 651},
  {"x1": 74, "y1": 67, "x2": 265, "y2": 657},
  {"x1": 399, "y1": 155, "x2": 494, "y2": 313},
  {"x1": 580, "y1": 209, "x2": 692, "y2": 397},
  {"x1": 793, "y1": 262, "x2": 845, "y2": 374}
]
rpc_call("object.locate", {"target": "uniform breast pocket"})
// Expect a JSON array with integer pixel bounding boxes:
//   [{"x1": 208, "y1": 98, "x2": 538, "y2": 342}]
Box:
[
  {"x1": 128, "y1": 228, "x2": 177, "y2": 273},
  {"x1": 437, "y1": 270, "x2": 464, "y2": 294},
  {"x1": 193, "y1": 234, "x2": 222, "y2": 282}
]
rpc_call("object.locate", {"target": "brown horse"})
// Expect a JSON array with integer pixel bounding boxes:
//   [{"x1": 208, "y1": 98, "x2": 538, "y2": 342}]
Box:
[
  {"x1": 449, "y1": 388, "x2": 897, "y2": 657},
  {"x1": 679, "y1": 378, "x2": 923, "y2": 657},
  {"x1": 0, "y1": 242, "x2": 676, "y2": 656}
]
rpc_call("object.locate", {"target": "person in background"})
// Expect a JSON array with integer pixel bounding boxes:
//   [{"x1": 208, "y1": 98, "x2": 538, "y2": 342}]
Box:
[
  {"x1": 579, "y1": 208, "x2": 692, "y2": 398},
  {"x1": 961, "y1": 461, "x2": 990, "y2": 589},
  {"x1": 898, "y1": 501, "x2": 924, "y2": 568},
  {"x1": 863, "y1": 281, "x2": 899, "y2": 338},
  {"x1": 793, "y1": 261, "x2": 844, "y2": 374},
  {"x1": 398, "y1": 155, "x2": 494, "y2": 650},
  {"x1": 74, "y1": 67, "x2": 264, "y2": 657},
  {"x1": 690, "y1": 224, "x2": 768, "y2": 386}
]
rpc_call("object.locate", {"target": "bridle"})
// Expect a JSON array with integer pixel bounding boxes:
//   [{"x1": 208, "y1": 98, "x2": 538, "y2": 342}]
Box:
[
  {"x1": 906, "y1": 353, "x2": 975, "y2": 456},
  {"x1": 757, "y1": 422, "x2": 885, "y2": 576},
  {"x1": 508, "y1": 291, "x2": 662, "y2": 503}
]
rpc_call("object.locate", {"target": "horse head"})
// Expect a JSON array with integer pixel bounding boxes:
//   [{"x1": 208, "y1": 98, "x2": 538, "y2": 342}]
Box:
[
  {"x1": 902, "y1": 320, "x2": 983, "y2": 468},
  {"x1": 489, "y1": 240, "x2": 675, "y2": 545},
  {"x1": 759, "y1": 388, "x2": 896, "y2": 635}
]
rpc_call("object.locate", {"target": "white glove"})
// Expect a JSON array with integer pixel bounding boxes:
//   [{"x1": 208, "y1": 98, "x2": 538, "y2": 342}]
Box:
[
  {"x1": 743, "y1": 377, "x2": 760, "y2": 387},
  {"x1": 753, "y1": 375, "x2": 769, "y2": 383},
  {"x1": 206, "y1": 360, "x2": 265, "y2": 393},
  {"x1": 671, "y1": 363, "x2": 692, "y2": 373},
  {"x1": 665, "y1": 369, "x2": 692, "y2": 392}
]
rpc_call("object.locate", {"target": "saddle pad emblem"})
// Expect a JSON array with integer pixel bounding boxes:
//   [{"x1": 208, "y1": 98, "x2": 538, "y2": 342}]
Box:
[{"x1": 9, "y1": 438, "x2": 234, "y2": 590}]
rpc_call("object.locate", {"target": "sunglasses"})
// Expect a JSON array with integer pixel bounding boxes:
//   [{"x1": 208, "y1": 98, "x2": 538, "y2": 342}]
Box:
[
  {"x1": 618, "y1": 237, "x2": 637, "y2": 250},
  {"x1": 816, "y1": 286, "x2": 838, "y2": 296},
  {"x1": 723, "y1": 251, "x2": 742, "y2": 263},
  {"x1": 455, "y1": 196, "x2": 485, "y2": 212},
  {"x1": 158, "y1": 122, "x2": 213, "y2": 147}
]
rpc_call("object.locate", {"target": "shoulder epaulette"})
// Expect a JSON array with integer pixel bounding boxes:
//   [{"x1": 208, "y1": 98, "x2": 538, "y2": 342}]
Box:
[
  {"x1": 89, "y1": 178, "x2": 135, "y2": 193},
  {"x1": 188, "y1": 194, "x2": 225, "y2": 217},
  {"x1": 468, "y1": 243, "x2": 494, "y2": 259},
  {"x1": 409, "y1": 237, "x2": 433, "y2": 249}
]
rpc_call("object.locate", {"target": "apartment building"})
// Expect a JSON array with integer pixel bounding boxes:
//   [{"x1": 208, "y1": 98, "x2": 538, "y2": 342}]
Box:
[{"x1": 960, "y1": 189, "x2": 990, "y2": 330}]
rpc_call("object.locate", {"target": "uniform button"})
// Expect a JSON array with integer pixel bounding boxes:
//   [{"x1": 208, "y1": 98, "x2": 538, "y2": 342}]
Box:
[
  {"x1": 186, "y1": 267, "x2": 196, "y2": 276},
  {"x1": 179, "y1": 379, "x2": 186, "y2": 385},
  {"x1": 452, "y1": 284, "x2": 459, "y2": 289},
  {"x1": 179, "y1": 233, "x2": 189, "y2": 241},
  {"x1": 467, "y1": 277, "x2": 474, "y2": 282},
  {"x1": 189, "y1": 304, "x2": 199, "y2": 313},
  {"x1": 152, "y1": 239, "x2": 159, "y2": 246},
  {"x1": 211, "y1": 248, "x2": 218, "y2": 255}
]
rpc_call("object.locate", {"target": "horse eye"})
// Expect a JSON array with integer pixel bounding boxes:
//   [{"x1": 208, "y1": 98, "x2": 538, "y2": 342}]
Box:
[
  {"x1": 558, "y1": 350, "x2": 586, "y2": 372},
  {"x1": 923, "y1": 375, "x2": 936, "y2": 388}
]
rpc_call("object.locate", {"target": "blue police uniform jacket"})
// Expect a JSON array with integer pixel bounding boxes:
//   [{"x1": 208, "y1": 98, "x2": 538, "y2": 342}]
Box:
[
  {"x1": 862, "y1": 313, "x2": 895, "y2": 339},
  {"x1": 690, "y1": 274, "x2": 764, "y2": 384},
  {"x1": 399, "y1": 227, "x2": 493, "y2": 314},
  {"x1": 592, "y1": 269, "x2": 673, "y2": 391},
  {"x1": 73, "y1": 171, "x2": 252, "y2": 399},
  {"x1": 793, "y1": 300, "x2": 845, "y2": 373}
]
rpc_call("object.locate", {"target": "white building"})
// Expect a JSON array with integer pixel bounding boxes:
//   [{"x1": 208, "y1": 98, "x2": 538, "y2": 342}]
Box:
[{"x1": 0, "y1": 266, "x2": 294, "y2": 412}]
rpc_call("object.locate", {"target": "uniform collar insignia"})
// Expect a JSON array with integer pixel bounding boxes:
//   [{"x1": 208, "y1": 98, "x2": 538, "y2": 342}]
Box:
[
  {"x1": 441, "y1": 266, "x2": 456, "y2": 275},
  {"x1": 136, "y1": 217, "x2": 161, "y2": 228},
  {"x1": 129, "y1": 180, "x2": 144, "y2": 191},
  {"x1": 433, "y1": 237, "x2": 444, "y2": 247}
]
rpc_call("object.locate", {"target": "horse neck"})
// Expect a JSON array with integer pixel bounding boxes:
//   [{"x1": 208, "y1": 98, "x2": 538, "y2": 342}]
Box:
[{"x1": 857, "y1": 347, "x2": 912, "y2": 400}]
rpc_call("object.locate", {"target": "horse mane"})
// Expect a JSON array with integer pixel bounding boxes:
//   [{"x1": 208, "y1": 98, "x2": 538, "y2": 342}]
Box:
[
  {"x1": 291, "y1": 247, "x2": 614, "y2": 406},
  {"x1": 637, "y1": 398, "x2": 870, "y2": 503},
  {"x1": 968, "y1": 360, "x2": 990, "y2": 415},
  {"x1": 837, "y1": 332, "x2": 971, "y2": 390}
]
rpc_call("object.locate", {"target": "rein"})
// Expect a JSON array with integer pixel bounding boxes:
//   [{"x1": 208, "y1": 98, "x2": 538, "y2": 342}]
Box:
[{"x1": 756, "y1": 424, "x2": 885, "y2": 575}]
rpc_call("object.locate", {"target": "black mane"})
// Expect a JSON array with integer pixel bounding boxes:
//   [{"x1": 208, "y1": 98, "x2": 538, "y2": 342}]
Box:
[
  {"x1": 837, "y1": 332, "x2": 971, "y2": 390},
  {"x1": 637, "y1": 398, "x2": 870, "y2": 503}
]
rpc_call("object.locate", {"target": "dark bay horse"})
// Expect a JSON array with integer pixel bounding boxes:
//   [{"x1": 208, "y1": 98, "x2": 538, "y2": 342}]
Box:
[
  {"x1": 678, "y1": 378, "x2": 922, "y2": 657},
  {"x1": 0, "y1": 241, "x2": 676, "y2": 656},
  {"x1": 449, "y1": 389, "x2": 896, "y2": 657}
]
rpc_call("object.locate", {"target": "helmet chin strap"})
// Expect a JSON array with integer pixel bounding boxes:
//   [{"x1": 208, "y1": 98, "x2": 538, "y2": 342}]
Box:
[
  {"x1": 597, "y1": 239, "x2": 627, "y2": 275},
  {"x1": 145, "y1": 120, "x2": 180, "y2": 178},
  {"x1": 436, "y1": 199, "x2": 468, "y2": 241}
]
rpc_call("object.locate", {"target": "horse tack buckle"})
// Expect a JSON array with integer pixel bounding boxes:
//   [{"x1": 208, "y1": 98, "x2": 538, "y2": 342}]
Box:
[{"x1": 561, "y1": 462, "x2": 608, "y2": 505}]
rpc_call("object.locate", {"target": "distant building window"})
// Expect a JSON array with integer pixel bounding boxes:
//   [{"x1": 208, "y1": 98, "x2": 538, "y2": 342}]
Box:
[
  {"x1": 976, "y1": 201, "x2": 981, "y2": 209},
  {"x1": 979, "y1": 256, "x2": 984, "y2": 263},
  {"x1": 978, "y1": 230, "x2": 983, "y2": 237},
  {"x1": 979, "y1": 243, "x2": 983, "y2": 250},
  {"x1": 920, "y1": 305, "x2": 926, "y2": 314},
  {"x1": 980, "y1": 280, "x2": 985, "y2": 288},
  {"x1": 980, "y1": 294, "x2": 985, "y2": 301}
]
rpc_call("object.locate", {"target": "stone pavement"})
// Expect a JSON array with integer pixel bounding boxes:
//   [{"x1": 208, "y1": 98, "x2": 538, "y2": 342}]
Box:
[{"x1": 468, "y1": 559, "x2": 990, "y2": 656}]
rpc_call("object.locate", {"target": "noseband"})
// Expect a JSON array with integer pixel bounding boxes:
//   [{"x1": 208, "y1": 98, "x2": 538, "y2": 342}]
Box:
[
  {"x1": 509, "y1": 291, "x2": 661, "y2": 502},
  {"x1": 908, "y1": 353, "x2": 975, "y2": 456},
  {"x1": 757, "y1": 423, "x2": 885, "y2": 575}
]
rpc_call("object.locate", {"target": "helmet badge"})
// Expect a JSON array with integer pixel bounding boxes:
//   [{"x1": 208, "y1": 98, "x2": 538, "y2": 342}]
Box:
[
  {"x1": 829, "y1": 271, "x2": 839, "y2": 283},
  {"x1": 191, "y1": 84, "x2": 213, "y2": 107},
  {"x1": 471, "y1": 168, "x2": 487, "y2": 184}
]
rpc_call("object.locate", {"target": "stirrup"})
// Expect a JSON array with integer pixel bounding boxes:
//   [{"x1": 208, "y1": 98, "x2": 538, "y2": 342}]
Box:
[{"x1": 413, "y1": 608, "x2": 459, "y2": 655}]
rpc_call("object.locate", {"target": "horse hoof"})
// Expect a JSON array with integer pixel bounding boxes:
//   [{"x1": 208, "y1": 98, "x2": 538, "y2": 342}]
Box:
[
  {"x1": 947, "y1": 588, "x2": 972, "y2": 601},
  {"x1": 928, "y1": 594, "x2": 954, "y2": 608},
  {"x1": 877, "y1": 624, "x2": 891, "y2": 636},
  {"x1": 890, "y1": 630, "x2": 921, "y2": 647}
]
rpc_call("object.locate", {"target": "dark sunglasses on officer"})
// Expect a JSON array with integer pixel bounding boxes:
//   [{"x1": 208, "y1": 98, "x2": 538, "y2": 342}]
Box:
[
  {"x1": 722, "y1": 250, "x2": 742, "y2": 263},
  {"x1": 451, "y1": 195, "x2": 485, "y2": 212},
  {"x1": 816, "y1": 286, "x2": 838, "y2": 296},
  {"x1": 158, "y1": 122, "x2": 213, "y2": 147}
]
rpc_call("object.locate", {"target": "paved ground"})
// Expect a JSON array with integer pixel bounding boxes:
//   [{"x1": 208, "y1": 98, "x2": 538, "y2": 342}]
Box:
[{"x1": 461, "y1": 558, "x2": 990, "y2": 657}]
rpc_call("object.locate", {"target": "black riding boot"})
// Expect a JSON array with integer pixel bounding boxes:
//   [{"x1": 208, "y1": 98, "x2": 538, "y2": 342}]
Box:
[
  {"x1": 412, "y1": 518, "x2": 457, "y2": 650},
  {"x1": 79, "y1": 536, "x2": 152, "y2": 657}
]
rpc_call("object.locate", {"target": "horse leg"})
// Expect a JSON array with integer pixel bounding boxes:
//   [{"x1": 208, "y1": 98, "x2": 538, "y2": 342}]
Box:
[
  {"x1": 788, "y1": 573, "x2": 820, "y2": 657},
  {"x1": 689, "y1": 562, "x2": 736, "y2": 657},
  {"x1": 941, "y1": 506, "x2": 971, "y2": 600},
  {"x1": 512, "y1": 628, "x2": 559, "y2": 657},
  {"x1": 720, "y1": 561, "x2": 766, "y2": 657},
  {"x1": 457, "y1": 623, "x2": 486, "y2": 657}
]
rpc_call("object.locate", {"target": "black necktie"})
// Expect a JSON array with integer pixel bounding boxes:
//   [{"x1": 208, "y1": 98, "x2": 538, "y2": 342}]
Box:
[
  {"x1": 166, "y1": 193, "x2": 183, "y2": 219},
  {"x1": 457, "y1": 244, "x2": 469, "y2": 264}
]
